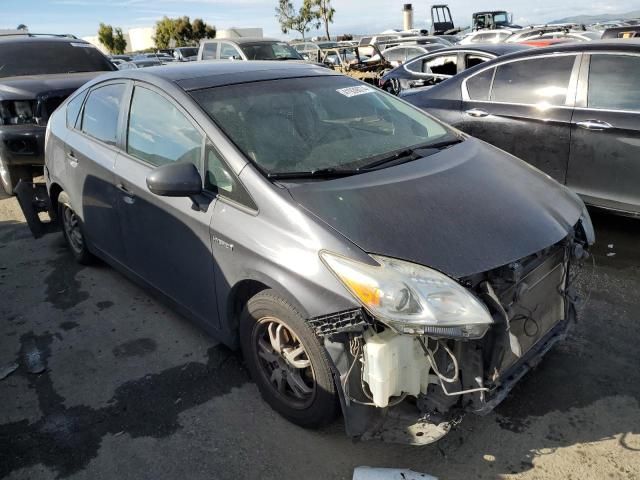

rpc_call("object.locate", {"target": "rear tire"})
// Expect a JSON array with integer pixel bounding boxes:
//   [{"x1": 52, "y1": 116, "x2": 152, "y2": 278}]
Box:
[
  {"x1": 58, "y1": 191, "x2": 94, "y2": 265},
  {"x1": 240, "y1": 290, "x2": 339, "y2": 429},
  {"x1": 0, "y1": 156, "x2": 30, "y2": 196}
]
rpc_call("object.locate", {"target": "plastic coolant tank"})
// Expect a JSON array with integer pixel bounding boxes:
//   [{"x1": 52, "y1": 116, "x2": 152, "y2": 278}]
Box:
[{"x1": 362, "y1": 329, "x2": 430, "y2": 408}]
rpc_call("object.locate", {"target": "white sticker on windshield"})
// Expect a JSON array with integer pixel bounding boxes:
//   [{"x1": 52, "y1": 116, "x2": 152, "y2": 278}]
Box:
[
  {"x1": 336, "y1": 85, "x2": 374, "y2": 97},
  {"x1": 70, "y1": 42, "x2": 96, "y2": 48}
]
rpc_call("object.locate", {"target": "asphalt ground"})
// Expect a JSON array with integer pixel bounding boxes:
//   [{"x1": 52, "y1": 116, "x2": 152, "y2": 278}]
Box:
[{"x1": 1, "y1": 190, "x2": 639, "y2": 480}]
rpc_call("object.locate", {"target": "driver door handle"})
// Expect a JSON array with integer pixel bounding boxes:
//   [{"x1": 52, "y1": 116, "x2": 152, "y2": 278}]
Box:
[
  {"x1": 116, "y1": 183, "x2": 135, "y2": 199},
  {"x1": 575, "y1": 119, "x2": 614, "y2": 131},
  {"x1": 465, "y1": 108, "x2": 489, "y2": 118}
]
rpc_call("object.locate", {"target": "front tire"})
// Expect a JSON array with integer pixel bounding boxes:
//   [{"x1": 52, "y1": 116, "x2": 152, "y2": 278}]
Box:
[
  {"x1": 240, "y1": 290, "x2": 339, "y2": 428},
  {"x1": 58, "y1": 191, "x2": 93, "y2": 265}
]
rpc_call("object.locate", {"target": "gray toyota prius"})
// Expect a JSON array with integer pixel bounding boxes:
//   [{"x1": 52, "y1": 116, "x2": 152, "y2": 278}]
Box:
[{"x1": 17, "y1": 61, "x2": 595, "y2": 444}]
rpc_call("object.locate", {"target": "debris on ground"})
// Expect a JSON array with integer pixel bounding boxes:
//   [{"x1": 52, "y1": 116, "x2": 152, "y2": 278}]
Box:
[
  {"x1": 353, "y1": 466, "x2": 438, "y2": 480},
  {"x1": 0, "y1": 362, "x2": 19, "y2": 380}
]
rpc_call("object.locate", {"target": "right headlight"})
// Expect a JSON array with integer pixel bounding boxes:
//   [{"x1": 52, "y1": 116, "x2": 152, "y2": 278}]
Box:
[{"x1": 321, "y1": 251, "x2": 493, "y2": 339}]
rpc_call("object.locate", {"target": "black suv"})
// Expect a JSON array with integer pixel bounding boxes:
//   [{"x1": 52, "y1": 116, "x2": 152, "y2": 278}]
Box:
[{"x1": 0, "y1": 35, "x2": 115, "y2": 194}]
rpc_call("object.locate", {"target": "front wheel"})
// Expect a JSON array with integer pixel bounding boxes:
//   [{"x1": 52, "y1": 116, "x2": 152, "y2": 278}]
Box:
[{"x1": 240, "y1": 290, "x2": 339, "y2": 428}]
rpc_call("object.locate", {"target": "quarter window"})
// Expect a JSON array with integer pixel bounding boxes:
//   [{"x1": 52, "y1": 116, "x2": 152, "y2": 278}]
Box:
[
  {"x1": 465, "y1": 54, "x2": 490, "y2": 69},
  {"x1": 220, "y1": 43, "x2": 241, "y2": 60},
  {"x1": 127, "y1": 87, "x2": 203, "y2": 168},
  {"x1": 491, "y1": 55, "x2": 576, "y2": 106},
  {"x1": 588, "y1": 54, "x2": 640, "y2": 111},
  {"x1": 466, "y1": 67, "x2": 495, "y2": 101},
  {"x1": 66, "y1": 90, "x2": 87, "y2": 129},
  {"x1": 205, "y1": 143, "x2": 256, "y2": 209},
  {"x1": 81, "y1": 83, "x2": 126, "y2": 146}
]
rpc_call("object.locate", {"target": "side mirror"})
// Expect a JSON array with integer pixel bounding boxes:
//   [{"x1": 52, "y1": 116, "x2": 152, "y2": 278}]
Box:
[{"x1": 146, "y1": 162, "x2": 202, "y2": 197}]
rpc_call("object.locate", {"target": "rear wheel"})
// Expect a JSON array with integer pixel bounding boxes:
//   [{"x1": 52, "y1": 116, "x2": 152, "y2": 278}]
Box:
[
  {"x1": 0, "y1": 156, "x2": 30, "y2": 196},
  {"x1": 58, "y1": 191, "x2": 93, "y2": 265},
  {"x1": 240, "y1": 290, "x2": 339, "y2": 428}
]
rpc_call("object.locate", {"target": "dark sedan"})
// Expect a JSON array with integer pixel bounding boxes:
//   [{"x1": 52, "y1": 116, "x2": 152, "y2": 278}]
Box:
[
  {"x1": 378, "y1": 44, "x2": 530, "y2": 94},
  {"x1": 402, "y1": 40, "x2": 640, "y2": 215},
  {"x1": 18, "y1": 62, "x2": 593, "y2": 444}
]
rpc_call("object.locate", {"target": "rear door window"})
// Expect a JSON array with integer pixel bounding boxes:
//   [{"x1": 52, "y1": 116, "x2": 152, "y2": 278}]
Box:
[
  {"x1": 81, "y1": 83, "x2": 126, "y2": 146},
  {"x1": 127, "y1": 86, "x2": 203, "y2": 168},
  {"x1": 587, "y1": 54, "x2": 640, "y2": 111},
  {"x1": 491, "y1": 55, "x2": 576, "y2": 105},
  {"x1": 202, "y1": 42, "x2": 218, "y2": 60},
  {"x1": 422, "y1": 54, "x2": 458, "y2": 75}
]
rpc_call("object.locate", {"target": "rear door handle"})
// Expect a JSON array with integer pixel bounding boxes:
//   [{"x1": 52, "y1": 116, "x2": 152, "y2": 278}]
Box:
[
  {"x1": 575, "y1": 119, "x2": 614, "y2": 131},
  {"x1": 66, "y1": 150, "x2": 77, "y2": 163},
  {"x1": 465, "y1": 108, "x2": 489, "y2": 118}
]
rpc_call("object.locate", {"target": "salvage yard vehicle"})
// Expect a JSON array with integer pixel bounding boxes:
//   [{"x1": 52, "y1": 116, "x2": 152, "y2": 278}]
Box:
[
  {"x1": 0, "y1": 34, "x2": 116, "y2": 195},
  {"x1": 401, "y1": 40, "x2": 640, "y2": 216},
  {"x1": 17, "y1": 61, "x2": 594, "y2": 444},
  {"x1": 321, "y1": 45, "x2": 392, "y2": 84},
  {"x1": 379, "y1": 44, "x2": 529, "y2": 94},
  {"x1": 197, "y1": 37, "x2": 303, "y2": 61}
]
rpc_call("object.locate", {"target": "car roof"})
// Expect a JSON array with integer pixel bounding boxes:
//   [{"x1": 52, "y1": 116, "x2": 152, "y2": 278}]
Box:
[
  {"x1": 94, "y1": 61, "x2": 337, "y2": 91},
  {"x1": 424, "y1": 43, "x2": 530, "y2": 56},
  {"x1": 0, "y1": 35, "x2": 86, "y2": 45},
  {"x1": 484, "y1": 38, "x2": 640, "y2": 60},
  {"x1": 200, "y1": 37, "x2": 280, "y2": 45}
]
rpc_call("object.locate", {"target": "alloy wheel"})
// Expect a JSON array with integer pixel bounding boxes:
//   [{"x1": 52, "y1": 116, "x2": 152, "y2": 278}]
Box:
[
  {"x1": 253, "y1": 316, "x2": 316, "y2": 409},
  {"x1": 62, "y1": 205, "x2": 84, "y2": 254}
]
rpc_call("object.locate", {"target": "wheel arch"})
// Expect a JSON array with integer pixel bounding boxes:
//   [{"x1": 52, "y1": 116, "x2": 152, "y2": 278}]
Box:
[{"x1": 48, "y1": 182, "x2": 64, "y2": 221}]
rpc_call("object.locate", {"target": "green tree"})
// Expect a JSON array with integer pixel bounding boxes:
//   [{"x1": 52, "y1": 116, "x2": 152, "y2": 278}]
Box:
[
  {"x1": 275, "y1": 0, "x2": 319, "y2": 41},
  {"x1": 113, "y1": 27, "x2": 127, "y2": 54},
  {"x1": 312, "y1": 0, "x2": 335, "y2": 40},
  {"x1": 97, "y1": 23, "x2": 115, "y2": 53},
  {"x1": 154, "y1": 16, "x2": 215, "y2": 49},
  {"x1": 192, "y1": 18, "x2": 216, "y2": 42}
]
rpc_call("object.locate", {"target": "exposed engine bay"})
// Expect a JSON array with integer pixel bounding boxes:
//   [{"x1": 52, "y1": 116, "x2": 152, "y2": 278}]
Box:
[{"x1": 312, "y1": 222, "x2": 592, "y2": 445}]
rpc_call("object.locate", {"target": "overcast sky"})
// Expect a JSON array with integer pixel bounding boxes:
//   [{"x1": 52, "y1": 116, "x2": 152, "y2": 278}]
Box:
[{"x1": 2, "y1": 0, "x2": 638, "y2": 39}]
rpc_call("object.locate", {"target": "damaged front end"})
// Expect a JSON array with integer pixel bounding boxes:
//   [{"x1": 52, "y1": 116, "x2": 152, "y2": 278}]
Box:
[{"x1": 313, "y1": 222, "x2": 593, "y2": 445}]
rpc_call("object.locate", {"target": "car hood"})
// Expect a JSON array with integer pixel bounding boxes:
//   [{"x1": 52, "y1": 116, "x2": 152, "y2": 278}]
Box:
[
  {"x1": 0, "y1": 72, "x2": 104, "y2": 100},
  {"x1": 284, "y1": 138, "x2": 584, "y2": 278}
]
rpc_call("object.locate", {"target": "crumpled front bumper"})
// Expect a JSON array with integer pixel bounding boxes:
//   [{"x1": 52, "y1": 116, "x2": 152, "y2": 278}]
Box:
[{"x1": 317, "y1": 235, "x2": 585, "y2": 446}]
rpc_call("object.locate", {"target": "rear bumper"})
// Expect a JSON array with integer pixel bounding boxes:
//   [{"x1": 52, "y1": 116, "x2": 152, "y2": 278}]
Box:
[{"x1": 0, "y1": 125, "x2": 46, "y2": 167}]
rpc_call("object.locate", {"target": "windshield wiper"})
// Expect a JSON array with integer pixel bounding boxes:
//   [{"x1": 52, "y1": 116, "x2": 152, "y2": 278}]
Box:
[
  {"x1": 358, "y1": 137, "x2": 463, "y2": 171},
  {"x1": 267, "y1": 137, "x2": 463, "y2": 180},
  {"x1": 267, "y1": 167, "x2": 360, "y2": 180}
]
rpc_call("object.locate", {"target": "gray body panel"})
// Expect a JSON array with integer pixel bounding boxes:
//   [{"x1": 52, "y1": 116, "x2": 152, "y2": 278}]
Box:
[{"x1": 286, "y1": 138, "x2": 582, "y2": 279}]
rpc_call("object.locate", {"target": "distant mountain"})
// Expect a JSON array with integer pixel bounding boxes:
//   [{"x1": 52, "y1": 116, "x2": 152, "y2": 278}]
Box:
[{"x1": 550, "y1": 10, "x2": 640, "y2": 24}]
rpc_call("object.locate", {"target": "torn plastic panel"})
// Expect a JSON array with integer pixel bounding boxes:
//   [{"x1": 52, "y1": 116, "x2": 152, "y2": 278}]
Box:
[
  {"x1": 14, "y1": 181, "x2": 59, "y2": 238},
  {"x1": 315, "y1": 231, "x2": 588, "y2": 445}
]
